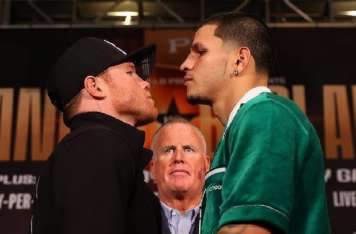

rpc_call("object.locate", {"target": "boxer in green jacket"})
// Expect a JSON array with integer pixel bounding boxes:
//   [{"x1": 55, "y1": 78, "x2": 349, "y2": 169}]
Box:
[{"x1": 180, "y1": 12, "x2": 331, "y2": 234}]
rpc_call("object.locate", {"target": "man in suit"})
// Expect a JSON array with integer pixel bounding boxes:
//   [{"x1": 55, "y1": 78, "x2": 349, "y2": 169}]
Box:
[{"x1": 150, "y1": 118, "x2": 210, "y2": 234}]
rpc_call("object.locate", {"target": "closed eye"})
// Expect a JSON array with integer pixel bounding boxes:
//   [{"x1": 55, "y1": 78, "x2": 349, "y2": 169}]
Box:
[
  {"x1": 197, "y1": 49, "x2": 207, "y2": 55},
  {"x1": 191, "y1": 43, "x2": 207, "y2": 56}
]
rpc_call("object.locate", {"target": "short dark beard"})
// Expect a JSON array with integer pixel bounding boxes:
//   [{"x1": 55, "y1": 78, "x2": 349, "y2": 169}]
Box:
[
  {"x1": 135, "y1": 114, "x2": 157, "y2": 126},
  {"x1": 187, "y1": 95, "x2": 212, "y2": 106},
  {"x1": 134, "y1": 108, "x2": 158, "y2": 126}
]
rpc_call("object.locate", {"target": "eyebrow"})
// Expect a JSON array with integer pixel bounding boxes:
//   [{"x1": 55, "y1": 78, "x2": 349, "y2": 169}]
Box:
[
  {"x1": 128, "y1": 63, "x2": 136, "y2": 69},
  {"x1": 121, "y1": 62, "x2": 135, "y2": 69},
  {"x1": 161, "y1": 145, "x2": 176, "y2": 151},
  {"x1": 160, "y1": 144, "x2": 197, "y2": 151}
]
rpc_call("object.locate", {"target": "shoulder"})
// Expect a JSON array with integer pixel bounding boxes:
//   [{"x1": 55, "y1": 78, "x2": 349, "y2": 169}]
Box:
[
  {"x1": 234, "y1": 93, "x2": 310, "y2": 130},
  {"x1": 242, "y1": 93, "x2": 299, "y2": 116},
  {"x1": 53, "y1": 126, "x2": 134, "y2": 166},
  {"x1": 60, "y1": 126, "x2": 127, "y2": 150},
  {"x1": 225, "y1": 93, "x2": 314, "y2": 148}
]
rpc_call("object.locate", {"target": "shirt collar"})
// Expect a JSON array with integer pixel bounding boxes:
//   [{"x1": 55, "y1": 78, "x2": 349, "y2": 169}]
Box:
[
  {"x1": 160, "y1": 201, "x2": 200, "y2": 221},
  {"x1": 225, "y1": 86, "x2": 271, "y2": 129}
]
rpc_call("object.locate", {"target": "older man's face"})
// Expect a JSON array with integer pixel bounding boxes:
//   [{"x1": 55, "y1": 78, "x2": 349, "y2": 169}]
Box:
[{"x1": 151, "y1": 123, "x2": 209, "y2": 198}]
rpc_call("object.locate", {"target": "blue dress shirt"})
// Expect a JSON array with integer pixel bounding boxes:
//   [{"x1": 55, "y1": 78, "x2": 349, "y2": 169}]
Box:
[{"x1": 160, "y1": 201, "x2": 200, "y2": 234}]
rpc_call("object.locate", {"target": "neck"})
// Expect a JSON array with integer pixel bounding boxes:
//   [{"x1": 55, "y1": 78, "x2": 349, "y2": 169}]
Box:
[
  {"x1": 159, "y1": 192, "x2": 201, "y2": 213},
  {"x1": 77, "y1": 100, "x2": 136, "y2": 126},
  {"x1": 212, "y1": 74, "x2": 268, "y2": 126},
  {"x1": 104, "y1": 111, "x2": 136, "y2": 126}
]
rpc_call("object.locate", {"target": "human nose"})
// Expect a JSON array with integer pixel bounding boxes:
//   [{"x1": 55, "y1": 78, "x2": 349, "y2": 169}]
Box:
[
  {"x1": 139, "y1": 78, "x2": 151, "y2": 90},
  {"x1": 180, "y1": 53, "x2": 194, "y2": 71},
  {"x1": 173, "y1": 149, "x2": 184, "y2": 163}
]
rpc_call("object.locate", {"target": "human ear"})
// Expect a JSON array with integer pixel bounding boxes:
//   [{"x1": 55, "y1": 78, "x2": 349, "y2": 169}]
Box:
[
  {"x1": 83, "y1": 75, "x2": 106, "y2": 98},
  {"x1": 149, "y1": 160, "x2": 157, "y2": 182},
  {"x1": 204, "y1": 155, "x2": 211, "y2": 172},
  {"x1": 231, "y1": 47, "x2": 251, "y2": 77}
]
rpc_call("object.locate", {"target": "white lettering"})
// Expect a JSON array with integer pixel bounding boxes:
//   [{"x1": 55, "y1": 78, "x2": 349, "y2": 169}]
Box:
[
  {"x1": 336, "y1": 168, "x2": 356, "y2": 183},
  {"x1": 0, "y1": 194, "x2": 4, "y2": 209},
  {"x1": 8, "y1": 193, "x2": 32, "y2": 210},
  {"x1": 168, "y1": 38, "x2": 190, "y2": 54},
  {"x1": 22, "y1": 193, "x2": 32, "y2": 209},
  {"x1": 0, "y1": 175, "x2": 10, "y2": 185},
  {"x1": 325, "y1": 168, "x2": 332, "y2": 182},
  {"x1": 0, "y1": 174, "x2": 36, "y2": 185},
  {"x1": 206, "y1": 184, "x2": 222, "y2": 192},
  {"x1": 333, "y1": 191, "x2": 356, "y2": 207},
  {"x1": 8, "y1": 193, "x2": 17, "y2": 209}
]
